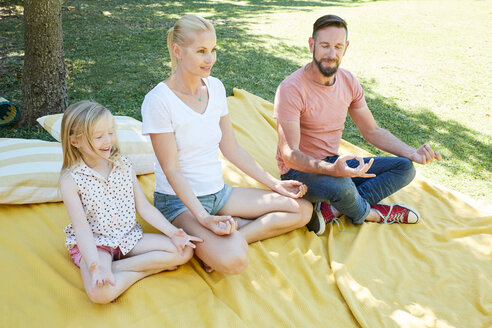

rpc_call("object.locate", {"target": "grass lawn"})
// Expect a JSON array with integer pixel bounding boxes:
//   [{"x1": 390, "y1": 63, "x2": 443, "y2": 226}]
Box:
[{"x1": 1, "y1": 0, "x2": 491, "y2": 203}]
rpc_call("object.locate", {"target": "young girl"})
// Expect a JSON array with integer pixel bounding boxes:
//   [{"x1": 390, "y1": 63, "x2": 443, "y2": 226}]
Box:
[
  {"x1": 59, "y1": 101, "x2": 202, "y2": 304},
  {"x1": 141, "y1": 15, "x2": 313, "y2": 274}
]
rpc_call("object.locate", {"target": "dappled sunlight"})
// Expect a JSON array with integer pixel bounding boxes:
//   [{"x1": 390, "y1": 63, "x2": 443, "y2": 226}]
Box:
[
  {"x1": 454, "y1": 234, "x2": 492, "y2": 259},
  {"x1": 2, "y1": 51, "x2": 23, "y2": 60},
  {"x1": 332, "y1": 261, "x2": 386, "y2": 309},
  {"x1": 390, "y1": 304, "x2": 455, "y2": 328},
  {"x1": 250, "y1": 279, "x2": 264, "y2": 292},
  {"x1": 219, "y1": 154, "x2": 264, "y2": 189},
  {"x1": 303, "y1": 249, "x2": 322, "y2": 265}
]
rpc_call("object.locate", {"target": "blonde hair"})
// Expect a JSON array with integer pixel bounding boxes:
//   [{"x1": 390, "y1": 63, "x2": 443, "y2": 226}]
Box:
[
  {"x1": 60, "y1": 100, "x2": 120, "y2": 171},
  {"x1": 167, "y1": 14, "x2": 215, "y2": 72}
]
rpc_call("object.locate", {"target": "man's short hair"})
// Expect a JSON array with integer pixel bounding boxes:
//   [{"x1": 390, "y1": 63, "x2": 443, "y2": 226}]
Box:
[{"x1": 312, "y1": 15, "x2": 348, "y2": 39}]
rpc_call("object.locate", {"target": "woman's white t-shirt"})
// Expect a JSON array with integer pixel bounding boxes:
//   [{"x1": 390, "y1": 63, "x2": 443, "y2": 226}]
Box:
[{"x1": 141, "y1": 76, "x2": 228, "y2": 196}]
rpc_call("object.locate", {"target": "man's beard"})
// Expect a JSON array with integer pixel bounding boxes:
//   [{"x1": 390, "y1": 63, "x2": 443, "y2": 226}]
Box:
[{"x1": 313, "y1": 53, "x2": 340, "y2": 78}]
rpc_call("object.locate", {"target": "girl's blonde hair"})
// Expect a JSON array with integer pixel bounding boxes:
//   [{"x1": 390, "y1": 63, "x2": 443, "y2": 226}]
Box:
[
  {"x1": 167, "y1": 14, "x2": 215, "y2": 72},
  {"x1": 60, "y1": 100, "x2": 120, "y2": 171}
]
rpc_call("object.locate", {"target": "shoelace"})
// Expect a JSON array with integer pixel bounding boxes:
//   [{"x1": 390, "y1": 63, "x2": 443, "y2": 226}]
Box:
[
  {"x1": 319, "y1": 202, "x2": 345, "y2": 232},
  {"x1": 331, "y1": 217, "x2": 345, "y2": 232},
  {"x1": 375, "y1": 204, "x2": 406, "y2": 224}
]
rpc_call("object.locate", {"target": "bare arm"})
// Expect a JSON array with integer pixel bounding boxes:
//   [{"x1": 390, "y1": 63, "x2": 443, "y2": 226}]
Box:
[
  {"x1": 149, "y1": 133, "x2": 235, "y2": 235},
  {"x1": 219, "y1": 115, "x2": 307, "y2": 198},
  {"x1": 276, "y1": 119, "x2": 375, "y2": 177},
  {"x1": 350, "y1": 105, "x2": 441, "y2": 164},
  {"x1": 60, "y1": 172, "x2": 100, "y2": 269},
  {"x1": 59, "y1": 172, "x2": 114, "y2": 288},
  {"x1": 132, "y1": 168, "x2": 202, "y2": 253}
]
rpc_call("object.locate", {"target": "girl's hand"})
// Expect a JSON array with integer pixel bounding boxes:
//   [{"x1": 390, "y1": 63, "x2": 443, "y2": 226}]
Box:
[
  {"x1": 170, "y1": 228, "x2": 203, "y2": 256},
  {"x1": 272, "y1": 180, "x2": 308, "y2": 199},
  {"x1": 89, "y1": 262, "x2": 115, "y2": 289},
  {"x1": 199, "y1": 215, "x2": 237, "y2": 235}
]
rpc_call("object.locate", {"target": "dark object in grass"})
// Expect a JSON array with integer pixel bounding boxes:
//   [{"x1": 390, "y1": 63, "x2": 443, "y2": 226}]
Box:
[{"x1": 0, "y1": 97, "x2": 19, "y2": 127}]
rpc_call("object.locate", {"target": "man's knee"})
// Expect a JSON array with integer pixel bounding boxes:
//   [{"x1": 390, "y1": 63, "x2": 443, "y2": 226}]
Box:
[
  {"x1": 398, "y1": 157, "x2": 416, "y2": 184},
  {"x1": 305, "y1": 177, "x2": 356, "y2": 203},
  {"x1": 330, "y1": 179, "x2": 358, "y2": 202}
]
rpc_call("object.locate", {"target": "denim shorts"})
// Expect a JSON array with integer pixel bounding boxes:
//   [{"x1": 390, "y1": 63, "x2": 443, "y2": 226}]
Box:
[{"x1": 154, "y1": 184, "x2": 233, "y2": 223}]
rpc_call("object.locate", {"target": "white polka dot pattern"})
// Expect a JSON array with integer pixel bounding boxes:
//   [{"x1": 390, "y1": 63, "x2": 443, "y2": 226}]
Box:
[{"x1": 64, "y1": 155, "x2": 143, "y2": 255}]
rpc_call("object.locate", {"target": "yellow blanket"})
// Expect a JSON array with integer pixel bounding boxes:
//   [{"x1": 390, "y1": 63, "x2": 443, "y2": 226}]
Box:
[{"x1": 1, "y1": 89, "x2": 491, "y2": 327}]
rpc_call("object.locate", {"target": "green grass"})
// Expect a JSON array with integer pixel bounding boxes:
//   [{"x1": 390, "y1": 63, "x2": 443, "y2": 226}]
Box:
[{"x1": 1, "y1": 0, "x2": 491, "y2": 203}]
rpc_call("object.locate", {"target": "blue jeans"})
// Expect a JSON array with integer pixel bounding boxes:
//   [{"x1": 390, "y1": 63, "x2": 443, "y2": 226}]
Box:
[
  {"x1": 281, "y1": 156, "x2": 416, "y2": 225},
  {"x1": 154, "y1": 184, "x2": 233, "y2": 223}
]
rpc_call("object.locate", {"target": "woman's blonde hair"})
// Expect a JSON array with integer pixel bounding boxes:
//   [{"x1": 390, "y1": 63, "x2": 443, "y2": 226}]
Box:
[
  {"x1": 167, "y1": 14, "x2": 215, "y2": 72},
  {"x1": 60, "y1": 100, "x2": 120, "y2": 171}
]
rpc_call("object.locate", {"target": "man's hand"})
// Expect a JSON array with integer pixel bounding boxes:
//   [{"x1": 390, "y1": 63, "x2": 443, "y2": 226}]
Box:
[
  {"x1": 330, "y1": 155, "x2": 376, "y2": 178},
  {"x1": 409, "y1": 143, "x2": 442, "y2": 164}
]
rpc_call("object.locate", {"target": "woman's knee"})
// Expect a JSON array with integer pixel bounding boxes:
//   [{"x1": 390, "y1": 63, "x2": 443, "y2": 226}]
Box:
[
  {"x1": 207, "y1": 238, "x2": 249, "y2": 274},
  {"x1": 215, "y1": 250, "x2": 249, "y2": 274},
  {"x1": 295, "y1": 198, "x2": 313, "y2": 226}
]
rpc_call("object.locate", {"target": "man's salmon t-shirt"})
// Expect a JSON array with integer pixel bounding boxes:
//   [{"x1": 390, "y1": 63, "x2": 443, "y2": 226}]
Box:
[{"x1": 273, "y1": 65, "x2": 367, "y2": 175}]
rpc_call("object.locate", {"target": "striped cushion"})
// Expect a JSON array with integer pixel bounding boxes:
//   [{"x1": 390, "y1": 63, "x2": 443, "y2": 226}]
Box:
[
  {"x1": 37, "y1": 114, "x2": 154, "y2": 175},
  {"x1": 0, "y1": 138, "x2": 62, "y2": 204}
]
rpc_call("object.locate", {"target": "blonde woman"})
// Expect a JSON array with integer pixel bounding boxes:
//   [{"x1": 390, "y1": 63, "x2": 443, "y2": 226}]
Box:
[
  {"x1": 59, "y1": 101, "x2": 201, "y2": 303},
  {"x1": 141, "y1": 15, "x2": 312, "y2": 274}
]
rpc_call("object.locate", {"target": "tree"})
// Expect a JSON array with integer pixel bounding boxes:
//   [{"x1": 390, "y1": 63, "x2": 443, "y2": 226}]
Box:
[{"x1": 20, "y1": 0, "x2": 67, "y2": 126}]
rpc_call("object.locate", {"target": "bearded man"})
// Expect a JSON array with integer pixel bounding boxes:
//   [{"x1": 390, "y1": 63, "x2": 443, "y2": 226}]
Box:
[{"x1": 274, "y1": 15, "x2": 441, "y2": 234}]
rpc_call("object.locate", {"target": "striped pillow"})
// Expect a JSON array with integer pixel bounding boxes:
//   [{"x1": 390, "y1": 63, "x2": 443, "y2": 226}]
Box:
[
  {"x1": 37, "y1": 114, "x2": 154, "y2": 175},
  {"x1": 0, "y1": 138, "x2": 62, "y2": 204}
]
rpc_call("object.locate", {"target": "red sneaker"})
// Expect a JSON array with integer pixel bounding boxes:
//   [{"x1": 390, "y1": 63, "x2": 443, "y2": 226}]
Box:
[
  {"x1": 307, "y1": 202, "x2": 335, "y2": 235},
  {"x1": 371, "y1": 204, "x2": 419, "y2": 224},
  {"x1": 320, "y1": 202, "x2": 335, "y2": 223}
]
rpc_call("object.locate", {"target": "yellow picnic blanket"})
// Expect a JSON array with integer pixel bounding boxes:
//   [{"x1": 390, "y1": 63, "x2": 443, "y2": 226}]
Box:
[{"x1": 1, "y1": 89, "x2": 491, "y2": 327}]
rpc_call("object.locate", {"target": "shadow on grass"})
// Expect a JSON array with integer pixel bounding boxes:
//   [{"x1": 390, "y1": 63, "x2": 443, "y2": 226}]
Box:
[
  {"x1": 343, "y1": 81, "x2": 492, "y2": 180},
  {"x1": 0, "y1": 0, "x2": 490, "y2": 186}
]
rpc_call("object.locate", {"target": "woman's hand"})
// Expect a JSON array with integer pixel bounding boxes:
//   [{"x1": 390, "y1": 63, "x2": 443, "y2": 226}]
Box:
[
  {"x1": 170, "y1": 228, "x2": 203, "y2": 256},
  {"x1": 198, "y1": 215, "x2": 237, "y2": 235},
  {"x1": 89, "y1": 262, "x2": 115, "y2": 290},
  {"x1": 272, "y1": 180, "x2": 308, "y2": 199}
]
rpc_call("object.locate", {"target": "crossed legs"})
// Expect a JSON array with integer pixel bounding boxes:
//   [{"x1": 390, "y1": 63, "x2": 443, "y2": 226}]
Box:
[
  {"x1": 283, "y1": 156, "x2": 416, "y2": 224},
  {"x1": 173, "y1": 187, "x2": 312, "y2": 274},
  {"x1": 80, "y1": 233, "x2": 193, "y2": 304}
]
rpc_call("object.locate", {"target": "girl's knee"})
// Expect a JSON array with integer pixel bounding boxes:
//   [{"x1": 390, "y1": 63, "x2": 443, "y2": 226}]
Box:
[
  {"x1": 87, "y1": 288, "x2": 116, "y2": 304},
  {"x1": 163, "y1": 246, "x2": 194, "y2": 267},
  {"x1": 179, "y1": 246, "x2": 194, "y2": 264}
]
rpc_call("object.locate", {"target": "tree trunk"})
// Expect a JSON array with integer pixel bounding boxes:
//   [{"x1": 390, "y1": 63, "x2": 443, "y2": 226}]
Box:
[{"x1": 20, "y1": 0, "x2": 67, "y2": 127}]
